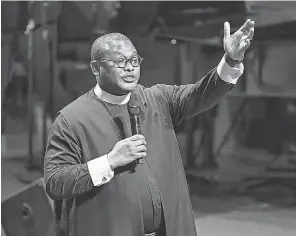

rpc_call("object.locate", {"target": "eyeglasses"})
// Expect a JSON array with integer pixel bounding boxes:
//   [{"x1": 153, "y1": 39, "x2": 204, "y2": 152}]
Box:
[{"x1": 99, "y1": 55, "x2": 143, "y2": 68}]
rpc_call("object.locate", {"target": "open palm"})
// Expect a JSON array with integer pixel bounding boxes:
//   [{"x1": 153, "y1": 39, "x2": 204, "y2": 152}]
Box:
[{"x1": 223, "y1": 19, "x2": 255, "y2": 61}]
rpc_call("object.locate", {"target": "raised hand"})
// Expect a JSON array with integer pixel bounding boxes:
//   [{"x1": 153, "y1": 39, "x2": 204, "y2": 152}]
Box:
[{"x1": 223, "y1": 19, "x2": 255, "y2": 61}]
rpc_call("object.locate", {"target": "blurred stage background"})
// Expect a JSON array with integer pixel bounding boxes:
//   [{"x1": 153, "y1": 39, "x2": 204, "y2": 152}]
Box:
[{"x1": 1, "y1": 1, "x2": 296, "y2": 236}]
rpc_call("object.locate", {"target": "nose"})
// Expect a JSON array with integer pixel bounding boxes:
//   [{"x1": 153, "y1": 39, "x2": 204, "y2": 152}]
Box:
[{"x1": 123, "y1": 61, "x2": 134, "y2": 72}]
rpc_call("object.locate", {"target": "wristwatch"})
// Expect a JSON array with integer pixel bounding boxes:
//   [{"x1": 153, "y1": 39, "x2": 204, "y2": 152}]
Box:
[{"x1": 225, "y1": 54, "x2": 243, "y2": 67}]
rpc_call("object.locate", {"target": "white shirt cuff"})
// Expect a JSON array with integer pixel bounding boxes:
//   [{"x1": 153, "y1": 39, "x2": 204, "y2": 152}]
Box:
[
  {"x1": 87, "y1": 154, "x2": 114, "y2": 186},
  {"x1": 217, "y1": 54, "x2": 244, "y2": 84}
]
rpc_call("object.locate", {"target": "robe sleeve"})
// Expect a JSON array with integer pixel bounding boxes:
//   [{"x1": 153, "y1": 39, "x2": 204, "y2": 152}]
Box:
[
  {"x1": 44, "y1": 113, "x2": 95, "y2": 200},
  {"x1": 156, "y1": 67, "x2": 235, "y2": 127}
]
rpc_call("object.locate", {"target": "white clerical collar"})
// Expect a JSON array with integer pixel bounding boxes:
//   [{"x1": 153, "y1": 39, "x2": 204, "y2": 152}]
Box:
[{"x1": 94, "y1": 83, "x2": 131, "y2": 105}]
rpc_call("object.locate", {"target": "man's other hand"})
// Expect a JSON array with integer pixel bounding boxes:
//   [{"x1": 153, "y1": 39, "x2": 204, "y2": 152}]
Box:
[
  {"x1": 107, "y1": 135, "x2": 147, "y2": 170},
  {"x1": 223, "y1": 19, "x2": 255, "y2": 61}
]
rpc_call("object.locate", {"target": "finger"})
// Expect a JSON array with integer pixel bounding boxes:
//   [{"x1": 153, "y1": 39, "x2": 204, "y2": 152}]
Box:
[
  {"x1": 241, "y1": 27, "x2": 254, "y2": 41},
  {"x1": 129, "y1": 134, "x2": 145, "y2": 141},
  {"x1": 239, "y1": 19, "x2": 251, "y2": 33},
  {"x1": 235, "y1": 30, "x2": 244, "y2": 41},
  {"x1": 136, "y1": 152, "x2": 147, "y2": 159},
  {"x1": 239, "y1": 39, "x2": 251, "y2": 51},
  {"x1": 224, "y1": 21, "x2": 230, "y2": 39},
  {"x1": 135, "y1": 145, "x2": 147, "y2": 152},
  {"x1": 246, "y1": 28, "x2": 254, "y2": 41},
  {"x1": 133, "y1": 139, "x2": 147, "y2": 147}
]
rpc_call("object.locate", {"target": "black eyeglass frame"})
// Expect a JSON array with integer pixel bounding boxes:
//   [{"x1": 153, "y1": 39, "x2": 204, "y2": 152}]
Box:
[{"x1": 93, "y1": 55, "x2": 144, "y2": 68}]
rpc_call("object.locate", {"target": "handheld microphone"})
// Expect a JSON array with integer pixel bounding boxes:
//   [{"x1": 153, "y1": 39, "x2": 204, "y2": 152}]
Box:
[{"x1": 128, "y1": 93, "x2": 143, "y2": 164}]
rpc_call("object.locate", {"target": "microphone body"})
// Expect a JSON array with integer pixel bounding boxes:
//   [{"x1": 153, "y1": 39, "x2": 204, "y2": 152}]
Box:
[
  {"x1": 130, "y1": 115, "x2": 141, "y2": 136},
  {"x1": 128, "y1": 94, "x2": 143, "y2": 164}
]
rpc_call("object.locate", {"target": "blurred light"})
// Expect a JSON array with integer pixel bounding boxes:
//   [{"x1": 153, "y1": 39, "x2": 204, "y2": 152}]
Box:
[
  {"x1": 103, "y1": 1, "x2": 121, "y2": 19},
  {"x1": 171, "y1": 39, "x2": 177, "y2": 44}
]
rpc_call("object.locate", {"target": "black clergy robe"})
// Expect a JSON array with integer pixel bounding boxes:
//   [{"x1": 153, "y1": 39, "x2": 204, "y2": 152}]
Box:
[{"x1": 44, "y1": 68, "x2": 234, "y2": 236}]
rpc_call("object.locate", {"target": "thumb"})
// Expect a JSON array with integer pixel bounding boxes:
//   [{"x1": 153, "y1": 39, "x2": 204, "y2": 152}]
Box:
[{"x1": 224, "y1": 21, "x2": 230, "y2": 39}]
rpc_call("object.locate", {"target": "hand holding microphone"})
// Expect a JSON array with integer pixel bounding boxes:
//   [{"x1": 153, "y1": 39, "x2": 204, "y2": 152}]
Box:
[
  {"x1": 107, "y1": 135, "x2": 147, "y2": 170},
  {"x1": 107, "y1": 92, "x2": 145, "y2": 169}
]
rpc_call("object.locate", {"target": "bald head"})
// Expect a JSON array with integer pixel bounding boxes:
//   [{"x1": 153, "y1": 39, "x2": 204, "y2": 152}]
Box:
[{"x1": 91, "y1": 33, "x2": 135, "y2": 61}]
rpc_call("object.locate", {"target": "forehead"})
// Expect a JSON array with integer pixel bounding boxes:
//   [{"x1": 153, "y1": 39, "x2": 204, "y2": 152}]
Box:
[{"x1": 104, "y1": 40, "x2": 137, "y2": 58}]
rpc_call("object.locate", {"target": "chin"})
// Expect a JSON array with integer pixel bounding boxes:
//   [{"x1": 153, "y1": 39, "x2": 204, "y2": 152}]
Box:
[
  {"x1": 123, "y1": 85, "x2": 137, "y2": 94},
  {"x1": 120, "y1": 82, "x2": 138, "y2": 93}
]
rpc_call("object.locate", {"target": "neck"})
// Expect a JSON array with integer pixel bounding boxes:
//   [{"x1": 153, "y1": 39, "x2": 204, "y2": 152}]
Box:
[{"x1": 97, "y1": 77, "x2": 129, "y2": 96}]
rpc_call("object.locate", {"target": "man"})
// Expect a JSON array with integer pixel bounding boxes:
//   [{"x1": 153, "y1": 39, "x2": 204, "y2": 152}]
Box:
[{"x1": 44, "y1": 19, "x2": 254, "y2": 236}]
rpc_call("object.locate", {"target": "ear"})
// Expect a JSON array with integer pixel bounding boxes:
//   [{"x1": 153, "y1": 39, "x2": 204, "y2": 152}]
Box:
[{"x1": 90, "y1": 61, "x2": 100, "y2": 76}]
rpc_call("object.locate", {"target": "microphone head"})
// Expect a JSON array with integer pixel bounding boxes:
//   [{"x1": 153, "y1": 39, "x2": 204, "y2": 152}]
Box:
[{"x1": 128, "y1": 92, "x2": 140, "y2": 115}]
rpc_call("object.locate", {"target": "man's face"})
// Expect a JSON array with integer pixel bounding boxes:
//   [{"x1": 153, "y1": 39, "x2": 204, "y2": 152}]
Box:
[{"x1": 94, "y1": 41, "x2": 141, "y2": 95}]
